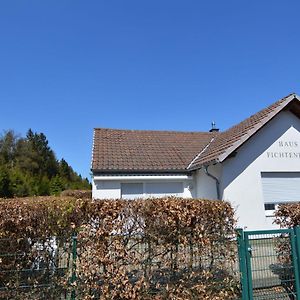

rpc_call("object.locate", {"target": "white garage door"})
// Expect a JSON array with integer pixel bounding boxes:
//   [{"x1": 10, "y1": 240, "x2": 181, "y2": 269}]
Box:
[
  {"x1": 261, "y1": 172, "x2": 300, "y2": 209},
  {"x1": 145, "y1": 182, "x2": 183, "y2": 197},
  {"x1": 121, "y1": 183, "x2": 143, "y2": 199},
  {"x1": 121, "y1": 182, "x2": 183, "y2": 199}
]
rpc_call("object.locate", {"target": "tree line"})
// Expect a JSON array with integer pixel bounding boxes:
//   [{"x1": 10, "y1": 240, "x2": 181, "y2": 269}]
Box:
[{"x1": 0, "y1": 129, "x2": 90, "y2": 198}]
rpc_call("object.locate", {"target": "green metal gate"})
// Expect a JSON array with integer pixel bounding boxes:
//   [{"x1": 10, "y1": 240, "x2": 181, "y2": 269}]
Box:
[{"x1": 237, "y1": 227, "x2": 300, "y2": 300}]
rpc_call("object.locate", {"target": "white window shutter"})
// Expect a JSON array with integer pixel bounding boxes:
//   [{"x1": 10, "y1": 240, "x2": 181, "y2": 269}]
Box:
[{"x1": 261, "y1": 172, "x2": 300, "y2": 204}]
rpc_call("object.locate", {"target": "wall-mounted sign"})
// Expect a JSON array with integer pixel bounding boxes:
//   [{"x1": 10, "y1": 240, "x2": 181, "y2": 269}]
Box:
[{"x1": 266, "y1": 140, "x2": 300, "y2": 159}]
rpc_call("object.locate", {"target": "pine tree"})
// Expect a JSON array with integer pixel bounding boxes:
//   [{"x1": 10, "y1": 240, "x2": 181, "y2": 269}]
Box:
[
  {"x1": 26, "y1": 129, "x2": 58, "y2": 178},
  {"x1": 9, "y1": 168, "x2": 29, "y2": 197},
  {"x1": 0, "y1": 130, "x2": 17, "y2": 166},
  {"x1": 50, "y1": 175, "x2": 64, "y2": 196},
  {"x1": 0, "y1": 129, "x2": 90, "y2": 198},
  {"x1": 59, "y1": 159, "x2": 72, "y2": 181},
  {"x1": 0, "y1": 167, "x2": 12, "y2": 198}
]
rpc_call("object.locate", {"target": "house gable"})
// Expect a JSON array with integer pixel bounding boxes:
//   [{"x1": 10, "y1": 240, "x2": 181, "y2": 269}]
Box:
[
  {"x1": 221, "y1": 109, "x2": 300, "y2": 230},
  {"x1": 187, "y1": 93, "x2": 300, "y2": 170}
]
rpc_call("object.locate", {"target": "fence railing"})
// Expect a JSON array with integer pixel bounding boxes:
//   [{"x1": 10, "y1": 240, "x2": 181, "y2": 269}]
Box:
[
  {"x1": 0, "y1": 233, "x2": 239, "y2": 299},
  {"x1": 4, "y1": 228, "x2": 300, "y2": 299},
  {"x1": 237, "y1": 226, "x2": 300, "y2": 300}
]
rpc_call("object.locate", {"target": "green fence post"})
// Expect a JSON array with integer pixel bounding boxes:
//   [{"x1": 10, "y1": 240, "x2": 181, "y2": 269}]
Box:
[
  {"x1": 293, "y1": 226, "x2": 300, "y2": 300},
  {"x1": 236, "y1": 228, "x2": 249, "y2": 300},
  {"x1": 71, "y1": 233, "x2": 77, "y2": 300},
  {"x1": 244, "y1": 232, "x2": 254, "y2": 300}
]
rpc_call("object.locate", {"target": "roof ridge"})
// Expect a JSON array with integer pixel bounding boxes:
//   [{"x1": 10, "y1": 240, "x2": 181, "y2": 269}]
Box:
[
  {"x1": 93, "y1": 127, "x2": 215, "y2": 134},
  {"x1": 223, "y1": 93, "x2": 295, "y2": 134},
  {"x1": 187, "y1": 136, "x2": 217, "y2": 169}
]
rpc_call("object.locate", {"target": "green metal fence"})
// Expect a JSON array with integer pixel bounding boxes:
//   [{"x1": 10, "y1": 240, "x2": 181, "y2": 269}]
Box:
[
  {"x1": 237, "y1": 227, "x2": 300, "y2": 300},
  {"x1": 0, "y1": 235, "x2": 76, "y2": 299},
  {"x1": 4, "y1": 227, "x2": 300, "y2": 299},
  {"x1": 0, "y1": 233, "x2": 238, "y2": 299}
]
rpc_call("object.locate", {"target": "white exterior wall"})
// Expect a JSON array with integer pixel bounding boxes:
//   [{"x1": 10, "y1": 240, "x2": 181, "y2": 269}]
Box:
[
  {"x1": 195, "y1": 164, "x2": 222, "y2": 199},
  {"x1": 92, "y1": 175, "x2": 196, "y2": 199},
  {"x1": 221, "y1": 111, "x2": 300, "y2": 230},
  {"x1": 92, "y1": 180, "x2": 121, "y2": 199}
]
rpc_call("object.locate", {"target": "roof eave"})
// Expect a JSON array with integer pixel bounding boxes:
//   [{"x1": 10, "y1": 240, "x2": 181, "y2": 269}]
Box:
[
  {"x1": 91, "y1": 168, "x2": 193, "y2": 175},
  {"x1": 218, "y1": 93, "x2": 300, "y2": 163},
  {"x1": 186, "y1": 158, "x2": 220, "y2": 171}
]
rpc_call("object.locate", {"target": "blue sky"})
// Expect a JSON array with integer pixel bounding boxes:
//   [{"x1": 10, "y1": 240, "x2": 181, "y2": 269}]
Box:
[{"x1": 0, "y1": 1, "x2": 300, "y2": 179}]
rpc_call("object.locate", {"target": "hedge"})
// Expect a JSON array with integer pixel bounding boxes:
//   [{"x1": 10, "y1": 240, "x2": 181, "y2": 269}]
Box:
[
  {"x1": 274, "y1": 203, "x2": 300, "y2": 228},
  {"x1": 0, "y1": 196, "x2": 239, "y2": 300},
  {"x1": 273, "y1": 204, "x2": 300, "y2": 295}
]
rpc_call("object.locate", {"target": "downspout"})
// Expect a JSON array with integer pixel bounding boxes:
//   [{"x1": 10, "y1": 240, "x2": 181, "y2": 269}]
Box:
[{"x1": 204, "y1": 165, "x2": 220, "y2": 200}]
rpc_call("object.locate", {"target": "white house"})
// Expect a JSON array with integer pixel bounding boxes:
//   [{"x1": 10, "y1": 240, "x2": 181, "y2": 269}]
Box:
[{"x1": 91, "y1": 93, "x2": 300, "y2": 230}]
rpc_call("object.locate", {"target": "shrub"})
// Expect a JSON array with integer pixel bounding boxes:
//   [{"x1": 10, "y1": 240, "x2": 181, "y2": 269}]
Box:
[
  {"x1": 0, "y1": 196, "x2": 239, "y2": 299},
  {"x1": 274, "y1": 203, "x2": 300, "y2": 228},
  {"x1": 272, "y1": 204, "x2": 300, "y2": 296}
]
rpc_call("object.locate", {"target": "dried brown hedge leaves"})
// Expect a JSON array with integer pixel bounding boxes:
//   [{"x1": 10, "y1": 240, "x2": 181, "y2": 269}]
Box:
[
  {"x1": 0, "y1": 196, "x2": 239, "y2": 299},
  {"x1": 274, "y1": 203, "x2": 300, "y2": 228}
]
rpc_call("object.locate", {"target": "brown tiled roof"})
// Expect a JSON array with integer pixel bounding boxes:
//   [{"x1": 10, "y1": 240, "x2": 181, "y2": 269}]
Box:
[
  {"x1": 92, "y1": 93, "x2": 300, "y2": 173},
  {"x1": 92, "y1": 129, "x2": 216, "y2": 172},
  {"x1": 188, "y1": 93, "x2": 300, "y2": 169}
]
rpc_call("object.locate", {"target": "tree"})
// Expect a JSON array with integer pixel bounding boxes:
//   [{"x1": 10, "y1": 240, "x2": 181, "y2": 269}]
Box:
[
  {"x1": 0, "y1": 130, "x2": 18, "y2": 166},
  {"x1": 9, "y1": 168, "x2": 29, "y2": 197},
  {"x1": 0, "y1": 128, "x2": 91, "y2": 198},
  {"x1": 38, "y1": 176, "x2": 50, "y2": 196},
  {"x1": 49, "y1": 175, "x2": 64, "y2": 196},
  {"x1": 0, "y1": 167, "x2": 12, "y2": 198},
  {"x1": 26, "y1": 129, "x2": 58, "y2": 178},
  {"x1": 59, "y1": 158, "x2": 72, "y2": 181}
]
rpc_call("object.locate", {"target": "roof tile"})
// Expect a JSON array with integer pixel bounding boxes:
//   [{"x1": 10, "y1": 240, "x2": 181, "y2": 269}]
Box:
[
  {"x1": 92, "y1": 129, "x2": 215, "y2": 172},
  {"x1": 92, "y1": 94, "x2": 300, "y2": 172}
]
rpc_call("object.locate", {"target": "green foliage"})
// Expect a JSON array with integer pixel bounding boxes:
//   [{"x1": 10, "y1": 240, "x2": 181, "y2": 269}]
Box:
[
  {"x1": 50, "y1": 175, "x2": 64, "y2": 195},
  {"x1": 0, "y1": 129, "x2": 91, "y2": 198},
  {"x1": 0, "y1": 166, "x2": 12, "y2": 197},
  {"x1": 9, "y1": 168, "x2": 29, "y2": 197}
]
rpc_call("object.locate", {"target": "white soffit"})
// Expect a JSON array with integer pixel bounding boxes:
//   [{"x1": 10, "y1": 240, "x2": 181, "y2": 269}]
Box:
[{"x1": 93, "y1": 175, "x2": 193, "y2": 181}]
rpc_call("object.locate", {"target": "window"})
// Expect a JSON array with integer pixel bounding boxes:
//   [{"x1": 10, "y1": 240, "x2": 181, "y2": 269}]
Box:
[
  {"x1": 261, "y1": 172, "x2": 300, "y2": 216},
  {"x1": 264, "y1": 203, "x2": 275, "y2": 211},
  {"x1": 121, "y1": 183, "x2": 143, "y2": 199}
]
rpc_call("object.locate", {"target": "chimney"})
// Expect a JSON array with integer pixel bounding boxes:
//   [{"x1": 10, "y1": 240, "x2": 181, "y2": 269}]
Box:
[{"x1": 209, "y1": 121, "x2": 219, "y2": 132}]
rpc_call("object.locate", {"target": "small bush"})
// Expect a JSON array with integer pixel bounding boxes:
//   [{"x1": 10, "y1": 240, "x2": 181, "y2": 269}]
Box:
[
  {"x1": 274, "y1": 203, "x2": 300, "y2": 228},
  {"x1": 272, "y1": 204, "x2": 300, "y2": 296}
]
